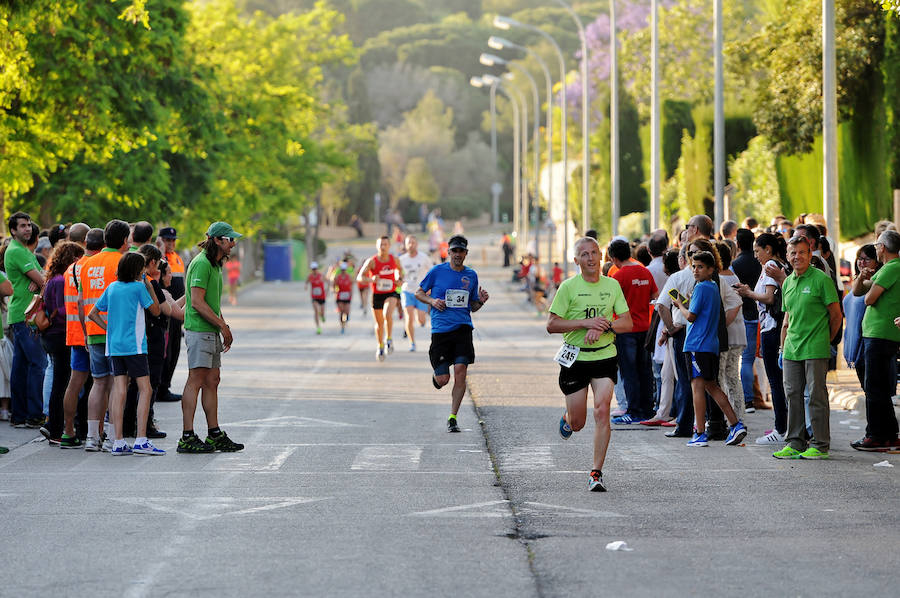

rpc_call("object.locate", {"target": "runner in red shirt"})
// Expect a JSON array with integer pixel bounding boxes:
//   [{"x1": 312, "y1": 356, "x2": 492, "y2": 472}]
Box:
[
  {"x1": 305, "y1": 262, "x2": 327, "y2": 335},
  {"x1": 357, "y1": 236, "x2": 405, "y2": 361},
  {"x1": 332, "y1": 261, "x2": 354, "y2": 334}
]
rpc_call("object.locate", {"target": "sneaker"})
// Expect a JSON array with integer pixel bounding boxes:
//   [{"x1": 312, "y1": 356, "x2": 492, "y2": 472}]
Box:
[
  {"x1": 744, "y1": 404, "x2": 756, "y2": 414},
  {"x1": 725, "y1": 421, "x2": 748, "y2": 446},
  {"x1": 850, "y1": 436, "x2": 892, "y2": 452},
  {"x1": 101, "y1": 437, "x2": 113, "y2": 453},
  {"x1": 376, "y1": 347, "x2": 385, "y2": 362},
  {"x1": 205, "y1": 431, "x2": 244, "y2": 452},
  {"x1": 60, "y1": 435, "x2": 83, "y2": 449},
  {"x1": 177, "y1": 433, "x2": 215, "y2": 453},
  {"x1": 431, "y1": 375, "x2": 441, "y2": 389},
  {"x1": 559, "y1": 414, "x2": 573, "y2": 439},
  {"x1": 11, "y1": 420, "x2": 27, "y2": 428},
  {"x1": 409, "y1": 343, "x2": 416, "y2": 352},
  {"x1": 84, "y1": 436, "x2": 101, "y2": 452},
  {"x1": 147, "y1": 426, "x2": 167, "y2": 439},
  {"x1": 316, "y1": 327, "x2": 322, "y2": 335},
  {"x1": 755, "y1": 430, "x2": 785, "y2": 445},
  {"x1": 799, "y1": 447, "x2": 829, "y2": 460},
  {"x1": 589, "y1": 470, "x2": 606, "y2": 492},
  {"x1": 447, "y1": 417, "x2": 460, "y2": 433},
  {"x1": 386, "y1": 339, "x2": 394, "y2": 354},
  {"x1": 25, "y1": 417, "x2": 45, "y2": 429},
  {"x1": 0, "y1": 409, "x2": 9, "y2": 421},
  {"x1": 39, "y1": 425, "x2": 52, "y2": 441},
  {"x1": 110, "y1": 443, "x2": 132, "y2": 456},
  {"x1": 0, "y1": 446, "x2": 8, "y2": 454},
  {"x1": 133, "y1": 441, "x2": 166, "y2": 456},
  {"x1": 773, "y1": 446, "x2": 803, "y2": 459},
  {"x1": 687, "y1": 432, "x2": 709, "y2": 447},
  {"x1": 611, "y1": 414, "x2": 639, "y2": 425}
]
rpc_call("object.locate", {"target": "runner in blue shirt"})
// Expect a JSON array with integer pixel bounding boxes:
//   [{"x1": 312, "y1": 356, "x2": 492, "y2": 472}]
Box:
[
  {"x1": 416, "y1": 235, "x2": 489, "y2": 432},
  {"x1": 89, "y1": 252, "x2": 162, "y2": 456}
]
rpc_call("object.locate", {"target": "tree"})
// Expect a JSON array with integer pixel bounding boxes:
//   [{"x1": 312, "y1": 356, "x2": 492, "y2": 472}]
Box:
[
  {"x1": 727, "y1": 136, "x2": 782, "y2": 225},
  {"x1": 404, "y1": 157, "x2": 439, "y2": 204}
]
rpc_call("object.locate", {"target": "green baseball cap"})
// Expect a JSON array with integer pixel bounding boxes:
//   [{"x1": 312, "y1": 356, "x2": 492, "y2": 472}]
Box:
[{"x1": 206, "y1": 221, "x2": 243, "y2": 239}]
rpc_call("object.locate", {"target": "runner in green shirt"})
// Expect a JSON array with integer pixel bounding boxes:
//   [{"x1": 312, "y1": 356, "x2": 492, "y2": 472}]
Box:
[{"x1": 548, "y1": 236, "x2": 632, "y2": 492}]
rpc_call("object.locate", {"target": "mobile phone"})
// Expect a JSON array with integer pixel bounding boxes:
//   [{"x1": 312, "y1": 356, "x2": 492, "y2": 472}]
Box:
[
  {"x1": 731, "y1": 283, "x2": 740, "y2": 289},
  {"x1": 667, "y1": 288, "x2": 682, "y2": 302}
]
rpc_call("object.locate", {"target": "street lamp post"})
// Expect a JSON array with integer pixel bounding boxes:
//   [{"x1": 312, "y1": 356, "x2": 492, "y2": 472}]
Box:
[
  {"x1": 470, "y1": 76, "x2": 500, "y2": 224},
  {"x1": 493, "y1": 15, "x2": 570, "y2": 276},
  {"x1": 823, "y1": 0, "x2": 840, "y2": 243},
  {"x1": 610, "y1": 0, "x2": 619, "y2": 235},
  {"x1": 554, "y1": 0, "x2": 591, "y2": 236},
  {"x1": 650, "y1": 0, "x2": 660, "y2": 231},
  {"x1": 488, "y1": 35, "x2": 554, "y2": 274},
  {"x1": 713, "y1": 0, "x2": 725, "y2": 231}
]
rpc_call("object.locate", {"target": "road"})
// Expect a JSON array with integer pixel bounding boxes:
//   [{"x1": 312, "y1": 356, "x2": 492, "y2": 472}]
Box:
[{"x1": 1, "y1": 235, "x2": 897, "y2": 597}]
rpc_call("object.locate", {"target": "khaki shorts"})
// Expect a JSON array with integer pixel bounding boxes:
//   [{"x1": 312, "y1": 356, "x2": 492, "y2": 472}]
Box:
[{"x1": 185, "y1": 330, "x2": 223, "y2": 369}]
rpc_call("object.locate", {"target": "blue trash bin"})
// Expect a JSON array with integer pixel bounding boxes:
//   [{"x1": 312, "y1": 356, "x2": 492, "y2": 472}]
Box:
[{"x1": 263, "y1": 242, "x2": 292, "y2": 281}]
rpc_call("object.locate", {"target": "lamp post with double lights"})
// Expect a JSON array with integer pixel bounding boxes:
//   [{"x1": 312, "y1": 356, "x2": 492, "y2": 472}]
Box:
[
  {"x1": 493, "y1": 14, "x2": 571, "y2": 276},
  {"x1": 480, "y1": 52, "x2": 541, "y2": 262},
  {"x1": 487, "y1": 35, "x2": 554, "y2": 274}
]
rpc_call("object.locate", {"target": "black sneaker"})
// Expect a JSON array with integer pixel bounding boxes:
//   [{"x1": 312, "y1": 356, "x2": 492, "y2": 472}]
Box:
[
  {"x1": 147, "y1": 426, "x2": 167, "y2": 439},
  {"x1": 204, "y1": 431, "x2": 244, "y2": 452},
  {"x1": 177, "y1": 433, "x2": 215, "y2": 453},
  {"x1": 432, "y1": 375, "x2": 441, "y2": 389},
  {"x1": 447, "y1": 417, "x2": 460, "y2": 433},
  {"x1": 850, "y1": 436, "x2": 892, "y2": 452},
  {"x1": 60, "y1": 435, "x2": 83, "y2": 449},
  {"x1": 25, "y1": 417, "x2": 45, "y2": 429},
  {"x1": 39, "y1": 426, "x2": 52, "y2": 440}
]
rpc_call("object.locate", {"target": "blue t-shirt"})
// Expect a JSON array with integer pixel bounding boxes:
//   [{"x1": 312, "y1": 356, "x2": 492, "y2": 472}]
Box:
[
  {"x1": 418, "y1": 263, "x2": 479, "y2": 334},
  {"x1": 95, "y1": 281, "x2": 154, "y2": 356},
  {"x1": 684, "y1": 280, "x2": 721, "y2": 354}
]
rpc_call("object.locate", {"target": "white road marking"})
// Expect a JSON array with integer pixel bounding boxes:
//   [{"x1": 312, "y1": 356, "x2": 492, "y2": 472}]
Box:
[
  {"x1": 409, "y1": 500, "x2": 625, "y2": 518},
  {"x1": 112, "y1": 496, "x2": 330, "y2": 521},
  {"x1": 501, "y1": 445, "x2": 554, "y2": 471},
  {"x1": 351, "y1": 446, "x2": 422, "y2": 470},
  {"x1": 223, "y1": 415, "x2": 365, "y2": 428},
  {"x1": 203, "y1": 446, "x2": 298, "y2": 472}
]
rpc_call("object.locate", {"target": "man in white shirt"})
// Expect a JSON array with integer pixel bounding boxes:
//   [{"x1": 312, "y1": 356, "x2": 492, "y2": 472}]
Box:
[{"x1": 399, "y1": 235, "x2": 434, "y2": 352}]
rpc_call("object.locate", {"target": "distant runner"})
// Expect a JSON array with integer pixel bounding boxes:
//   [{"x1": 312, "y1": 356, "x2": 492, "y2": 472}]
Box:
[
  {"x1": 548, "y1": 236, "x2": 632, "y2": 492},
  {"x1": 357, "y1": 237, "x2": 404, "y2": 361},
  {"x1": 306, "y1": 262, "x2": 327, "y2": 335},
  {"x1": 399, "y1": 235, "x2": 433, "y2": 351},
  {"x1": 332, "y1": 261, "x2": 354, "y2": 334},
  {"x1": 416, "y1": 235, "x2": 489, "y2": 432}
]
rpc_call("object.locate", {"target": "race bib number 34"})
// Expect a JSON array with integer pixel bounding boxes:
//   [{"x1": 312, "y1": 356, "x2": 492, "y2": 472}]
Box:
[
  {"x1": 554, "y1": 343, "x2": 580, "y2": 368},
  {"x1": 445, "y1": 289, "x2": 469, "y2": 308}
]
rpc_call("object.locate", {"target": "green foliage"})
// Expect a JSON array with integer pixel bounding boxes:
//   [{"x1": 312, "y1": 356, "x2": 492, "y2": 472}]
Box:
[
  {"x1": 736, "y1": 0, "x2": 884, "y2": 155},
  {"x1": 404, "y1": 157, "x2": 440, "y2": 204},
  {"x1": 875, "y1": 1, "x2": 900, "y2": 15},
  {"x1": 885, "y1": 16, "x2": 900, "y2": 187},
  {"x1": 662, "y1": 100, "x2": 694, "y2": 179},
  {"x1": 675, "y1": 112, "x2": 712, "y2": 222},
  {"x1": 618, "y1": 92, "x2": 647, "y2": 216},
  {"x1": 727, "y1": 136, "x2": 781, "y2": 226},
  {"x1": 619, "y1": 211, "x2": 649, "y2": 241}
]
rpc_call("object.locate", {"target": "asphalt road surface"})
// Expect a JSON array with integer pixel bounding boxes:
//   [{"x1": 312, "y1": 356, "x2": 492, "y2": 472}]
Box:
[{"x1": 1, "y1": 236, "x2": 897, "y2": 597}]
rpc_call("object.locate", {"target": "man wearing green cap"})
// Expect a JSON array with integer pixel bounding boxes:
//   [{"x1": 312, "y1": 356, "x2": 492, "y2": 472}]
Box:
[{"x1": 177, "y1": 222, "x2": 245, "y2": 453}]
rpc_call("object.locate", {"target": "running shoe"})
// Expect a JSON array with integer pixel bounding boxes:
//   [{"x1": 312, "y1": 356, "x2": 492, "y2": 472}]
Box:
[
  {"x1": 147, "y1": 425, "x2": 167, "y2": 439},
  {"x1": 409, "y1": 343, "x2": 416, "y2": 352},
  {"x1": 177, "y1": 433, "x2": 215, "y2": 453},
  {"x1": 110, "y1": 443, "x2": 132, "y2": 456},
  {"x1": 101, "y1": 437, "x2": 113, "y2": 453},
  {"x1": 84, "y1": 436, "x2": 101, "y2": 452},
  {"x1": 386, "y1": 339, "x2": 394, "y2": 354},
  {"x1": 133, "y1": 441, "x2": 166, "y2": 456},
  {"x1": 687, "y1": 432, "x2": 709, "y2": 447},
  {"x1": 0, "y1": 446, "x2": 8, "y2": 454},
  {"x1": 772, "y1": 446, "x2": 802, "y2": 459},
  {"x1": 205, "y1": 431, "x2": 244, "y2": 452},
  {"x1": 25, "y1": 417, "x2": 45, "y2": 429},
  {"x1": 755, "y1": 430, "x2": 785, "y2": 445},
  {"x1": 376, "y1": 347, "x2": 386, "y2": 362},
  {"x1": 316, "y1": 327, "x2": 322, "y2": 335},
  {"x1": 431, "y1": 375, "x2": 441, "y2": 389},
  {"x1": 559, "y1": 414, "x2": 573, "y2": 439},
  {"x1": 589, "y1": 469, "x2": 606, "y2": 492},
  {"x1": 11, "y1": 420, "x2": 28, "y2": 428},
  {"x1": 850, "y1": 436, "x2": 892, "y2": 452},
  {"x1": 745, "y1": 405, "x2": 756, "y2": 414},
  {"x1": 447, "y1": 416, "x2": 460, "y2": 433},
  {"x1": 725, "y1": 421, "x2": 748, "y2": 446},
  {"x1": 39, "y1": 425, "x2": 52, "y2": 441},
  {"x1": 60, "y1": 435, "x2": 83, "y2": 449},
  {"x1": 799, "y1": 447, "x2": 829, "y2": 460},
  {"x1": 340, "y1": 327, "x2": 345, "y2": 335},
  {"x1": 611, "y1": 414, "x2": 639, "y2": 425}
]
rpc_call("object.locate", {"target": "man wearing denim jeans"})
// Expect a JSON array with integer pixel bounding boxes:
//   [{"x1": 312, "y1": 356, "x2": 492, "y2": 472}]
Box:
[
  {"x1": 851, "y1": 230, "x2": 900, "y2": 451},
  {"x1": 609, "y1": 239, "x2": 658, "y2": 424},
  {"x1": 773, "y1": 236, "x2": 841, "y2": 460},
  {"x1": 731, "y1": 228, "x2": 762, "y2": 412},
  {"x1": 5, "y1": 212, "x2": 47, "y2": 428}
]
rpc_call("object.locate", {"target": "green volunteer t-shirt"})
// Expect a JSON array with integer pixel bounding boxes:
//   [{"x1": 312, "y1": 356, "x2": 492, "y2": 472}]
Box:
[
  {"x1": 184, "y1": 252, "x2": 223, "y2": 333},
  {"x1": 782, "y1": 266, "x2": 839, "y2": 360},
  {"x1": 5, "y1": 239, "x2": 40, "y2": 325},
  {"x1": 549, "y1": 274, "x2": 629, "y2": 361},
  {"x1": 862, "y1": 257, "x2": 900, "y2": 342}
]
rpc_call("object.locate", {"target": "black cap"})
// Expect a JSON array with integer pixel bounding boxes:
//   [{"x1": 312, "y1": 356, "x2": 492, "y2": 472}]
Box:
[
  {"x1": 448, "y1": 235, "x2": 468, "y2": 250},
  {"x1": 159, "y1": 227, "x2": 177, "y2": 239}
]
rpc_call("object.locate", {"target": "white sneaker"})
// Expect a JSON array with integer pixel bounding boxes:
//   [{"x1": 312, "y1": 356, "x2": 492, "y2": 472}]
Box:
[
  {"x1": 0, "y1": 409, "x2": 9, "y2": 421},
  {"x1": 101, "y1": 437, "x2": 113, "y2": 452},
  {"x1": 409, "y1": 343, "x2": 416, "y2": 352},
  {"x1": 755, "y1": 430, "x2": 785, "y2": 445},
  {"x1": 386, "y1": 339, "x2": 394, "y2": 354},
  {"x1": 84, "y1": 436, "x2": 101, "y2": 452}
]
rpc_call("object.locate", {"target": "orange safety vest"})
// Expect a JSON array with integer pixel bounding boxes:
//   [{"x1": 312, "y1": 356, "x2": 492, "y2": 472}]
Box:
[
  {"x1": 80, "y1": 249, "x2": 123, "y2": 337},
  {"x1": 166, "y1": 250, "x2": 185, "y2": 275},
  {"x1": 64, "y1": 255, "x2": 90, "y2": 347}
]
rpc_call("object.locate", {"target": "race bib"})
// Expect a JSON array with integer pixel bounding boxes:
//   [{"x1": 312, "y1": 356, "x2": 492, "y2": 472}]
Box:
[
  {"x1": 375, "y1": 278, "x2": 394, "y2": 292},
  {"x1": 338, "y1": 291, "x2": 351, "y2": 301},
  {"x1": 445, "y1": 289, "x2": 469, "y2": 308},
  {"x1": 554, "y1": 343, "x2": 580, "y2": 368},
  {"x1": 312, "y1": 287, "x2": 324, "y2": 297}
]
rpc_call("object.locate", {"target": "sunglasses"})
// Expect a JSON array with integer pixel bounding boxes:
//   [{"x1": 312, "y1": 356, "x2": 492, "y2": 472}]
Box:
[
  {"x1": 218, "y1": 236, "x2": 235, "y2": 243},
  {"x1": 450, "y1": 248, "x2": 467, "y2": 254}
]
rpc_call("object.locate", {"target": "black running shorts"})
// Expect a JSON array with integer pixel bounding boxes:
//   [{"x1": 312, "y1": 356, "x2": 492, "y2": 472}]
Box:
[
  {"x1": 685, "y1": 351, "x2": 719, "y2": 381},
  {"x1": 558, "y1": 357, "x2": 618, "y2": 395},
  {"x1": 429, "y1": 325, "x2": 475, "y2": 375},
  {"x1": 372, "y1": 292, "x2": 400, "y2": 310}
]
